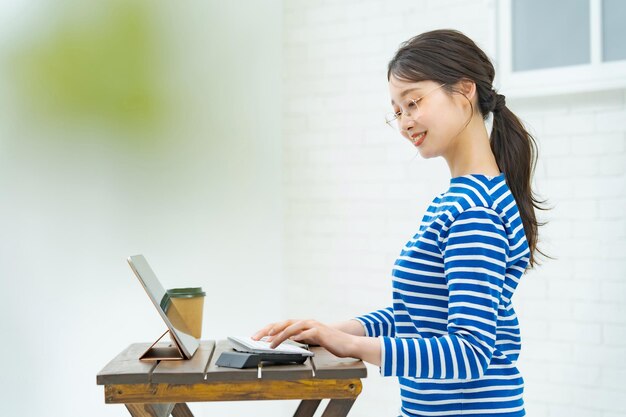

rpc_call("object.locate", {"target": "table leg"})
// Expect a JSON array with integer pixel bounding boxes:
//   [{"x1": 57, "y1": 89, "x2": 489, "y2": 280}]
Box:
[
  {"x1": 293, "y1": 399, "x2": 322, "y2": 417},
  {"x1": 320, "y1": 399, "x2": 356, "y2": 417},
  {"x1": 172, "y1": 403, "x2": 194, "y2": 417},
  {"x1": 125, "y1": 403, "x2": 175, "y2": 417}
]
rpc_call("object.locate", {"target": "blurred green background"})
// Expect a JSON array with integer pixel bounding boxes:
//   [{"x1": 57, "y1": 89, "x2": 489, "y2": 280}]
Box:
[
  {"x1": 0, "y1": 1, "x2": 285, "y2": 416},
  {"x1": 7, "y1": 0, "x2": 166, "y2": 138}
]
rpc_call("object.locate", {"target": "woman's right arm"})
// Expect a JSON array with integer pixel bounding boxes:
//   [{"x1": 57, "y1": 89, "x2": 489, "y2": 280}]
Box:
[
  {"x1": 329, "y1": 319, "x2": 367, "y2": 336},
  {"x1": 336, "y1": 307, "x2": 396, "y2": 338},
  {"x1": 252, "y1": 308, "x2": 394, "y2": 341}
]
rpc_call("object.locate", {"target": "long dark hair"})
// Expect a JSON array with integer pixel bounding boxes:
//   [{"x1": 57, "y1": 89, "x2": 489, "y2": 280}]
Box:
[{"x1": 387, "y1": 29, "x2": 548, "y2": 268}]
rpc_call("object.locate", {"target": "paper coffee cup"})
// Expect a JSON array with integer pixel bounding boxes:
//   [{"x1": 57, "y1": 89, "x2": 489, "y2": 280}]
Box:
[{"x1": 164, "y1": 287, "x2": 205, "y2": 339}]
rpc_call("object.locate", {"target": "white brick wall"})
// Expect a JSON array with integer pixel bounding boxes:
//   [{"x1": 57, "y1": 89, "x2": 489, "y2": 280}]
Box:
[
  {"x1": 283, "y1": 1, "x2": 626, "y2": 416},
  {"x1": 510, "y1": 87, "x2": 626, "y2": 417}
]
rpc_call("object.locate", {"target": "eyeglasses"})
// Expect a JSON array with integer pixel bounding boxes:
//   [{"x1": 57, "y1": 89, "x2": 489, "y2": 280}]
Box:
[{"x1": 385, "y1": 83, "x2": 446, "y2": 131}]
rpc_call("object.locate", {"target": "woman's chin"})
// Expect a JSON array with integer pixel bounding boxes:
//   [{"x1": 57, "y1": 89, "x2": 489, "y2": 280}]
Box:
[{"x1": 417, "y1": 147, "x2": 435, "y2": 159}]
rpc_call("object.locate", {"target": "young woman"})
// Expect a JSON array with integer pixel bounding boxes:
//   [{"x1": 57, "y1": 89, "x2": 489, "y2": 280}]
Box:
[{"x1": 253, "y1": 29, "x2": 546, "y2": 417}]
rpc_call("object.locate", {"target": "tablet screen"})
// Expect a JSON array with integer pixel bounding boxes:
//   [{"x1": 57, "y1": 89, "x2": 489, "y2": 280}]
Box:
[{"x1": 127, "y1": 255, "x2": 199, "y2": 359}]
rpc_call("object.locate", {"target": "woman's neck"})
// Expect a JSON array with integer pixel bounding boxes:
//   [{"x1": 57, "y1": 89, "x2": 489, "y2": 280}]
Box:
[{"x1": 444, "y1": 114, "x2": 500, "y2": 178}]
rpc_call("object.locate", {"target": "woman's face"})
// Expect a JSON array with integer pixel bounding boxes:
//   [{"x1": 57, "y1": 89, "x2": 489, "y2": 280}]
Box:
[{"x1": 388, "y1": 74, "x2": 469, "y2": 159}]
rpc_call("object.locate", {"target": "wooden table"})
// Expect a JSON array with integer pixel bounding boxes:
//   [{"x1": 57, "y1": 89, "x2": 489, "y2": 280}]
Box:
[{"x1": 97, "y1": 340, "x2": 367, "y2": 417}]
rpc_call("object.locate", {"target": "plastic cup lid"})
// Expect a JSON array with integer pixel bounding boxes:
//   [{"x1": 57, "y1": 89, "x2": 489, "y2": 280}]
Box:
[{"x1": 166, "y1": 287, "x2": 206, "y2": 298}]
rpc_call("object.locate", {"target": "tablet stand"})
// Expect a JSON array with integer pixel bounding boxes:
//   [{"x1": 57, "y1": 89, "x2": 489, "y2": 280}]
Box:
[{"x1": 139, "y1": 330, "x2": 185, "y2": 361}]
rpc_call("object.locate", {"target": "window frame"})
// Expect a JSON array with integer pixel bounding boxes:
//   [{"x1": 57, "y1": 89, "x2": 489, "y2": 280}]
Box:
[{"x1": 495, "y1": 0, "x2": 626, "y2": 98}]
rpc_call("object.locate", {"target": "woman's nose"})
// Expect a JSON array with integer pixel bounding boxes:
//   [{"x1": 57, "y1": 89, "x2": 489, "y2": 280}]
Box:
[{"x1": 400, "y1": 116, "x2": 416, "y2": 133}]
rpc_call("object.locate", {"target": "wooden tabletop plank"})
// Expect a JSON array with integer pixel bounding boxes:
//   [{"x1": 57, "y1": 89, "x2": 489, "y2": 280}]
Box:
[
  {"x1": 96, "y1": 343, "x2": 158, "y2": 385},
  {"x1": 151, "y1": 341, "x2": 216, "y2": 384},
  {"x1": 308, "y1": 347, "x2": 367, "y2": 380},
  {"x1": 257, "y1": 356, "x2": 314, "y2": 381}
]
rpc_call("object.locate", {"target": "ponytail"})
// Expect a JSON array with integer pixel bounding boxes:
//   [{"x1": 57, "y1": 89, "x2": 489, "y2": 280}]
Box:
[{"x1": 489, "y1": 94, "x2": 548, "y2": 268}]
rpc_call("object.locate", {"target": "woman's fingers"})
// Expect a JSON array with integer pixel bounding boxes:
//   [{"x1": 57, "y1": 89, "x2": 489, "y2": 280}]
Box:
[
  {"x1": 291, "y1": 328, "x2": 317, "y2": 344},
  {"x1": 251, "y1": 319, "x2": 297, "y2": 340},
  {"x1": 268, "y1": 320, "x2": 316, "y2": 348},
  {"x1": 265, "y1": 320, "x2": 296, "y2": 340},
  {"x1": 251, "y1": 324, "x2": 275, "y2": 340},
  {"x1": 253, "y1": 319, "x2": 323, "y2": 349}
]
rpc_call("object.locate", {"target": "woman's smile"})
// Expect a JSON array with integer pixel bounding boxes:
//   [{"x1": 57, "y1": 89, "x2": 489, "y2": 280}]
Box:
[{"x1": 410, "y1": 131, "x2": 427, "y2": 146}]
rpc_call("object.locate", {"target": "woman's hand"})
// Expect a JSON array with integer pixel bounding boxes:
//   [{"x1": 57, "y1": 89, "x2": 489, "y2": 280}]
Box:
[{"x1": 252, "y1": 319, "x2": 358, "y2": 358}]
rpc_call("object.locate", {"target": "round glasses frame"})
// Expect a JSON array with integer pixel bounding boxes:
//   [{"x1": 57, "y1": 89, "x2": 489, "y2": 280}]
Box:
[{"x1": 385, "y1": 83, "x2": 446, "y2": 131}]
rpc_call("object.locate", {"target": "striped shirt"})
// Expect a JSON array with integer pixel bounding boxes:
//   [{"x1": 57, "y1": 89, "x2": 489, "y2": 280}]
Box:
[{"x1": 355, "y1": 173, "x2": 529, "y2": 417}]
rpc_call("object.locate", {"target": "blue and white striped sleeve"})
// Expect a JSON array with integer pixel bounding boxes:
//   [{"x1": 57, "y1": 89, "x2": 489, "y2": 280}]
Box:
[
  {"x1": 353, "y1": 307, "x2": 395, "y2": 337},
  {"x1": 379, "y1": 207, "x2": 508, "y2": 379}
]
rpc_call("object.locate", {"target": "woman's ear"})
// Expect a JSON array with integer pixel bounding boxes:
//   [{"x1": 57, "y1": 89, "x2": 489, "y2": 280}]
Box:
[
  {"x1": 458, "y1": 79, "x2": 476, "y2": 101},
  {"x1": 452, "y1": 79, "x2": 478, "y2": 112}
]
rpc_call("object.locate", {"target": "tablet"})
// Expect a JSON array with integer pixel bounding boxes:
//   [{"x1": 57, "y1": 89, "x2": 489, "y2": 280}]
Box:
[{"x1": 127, "y1": 254, "x2": 199, "y2": 360}]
